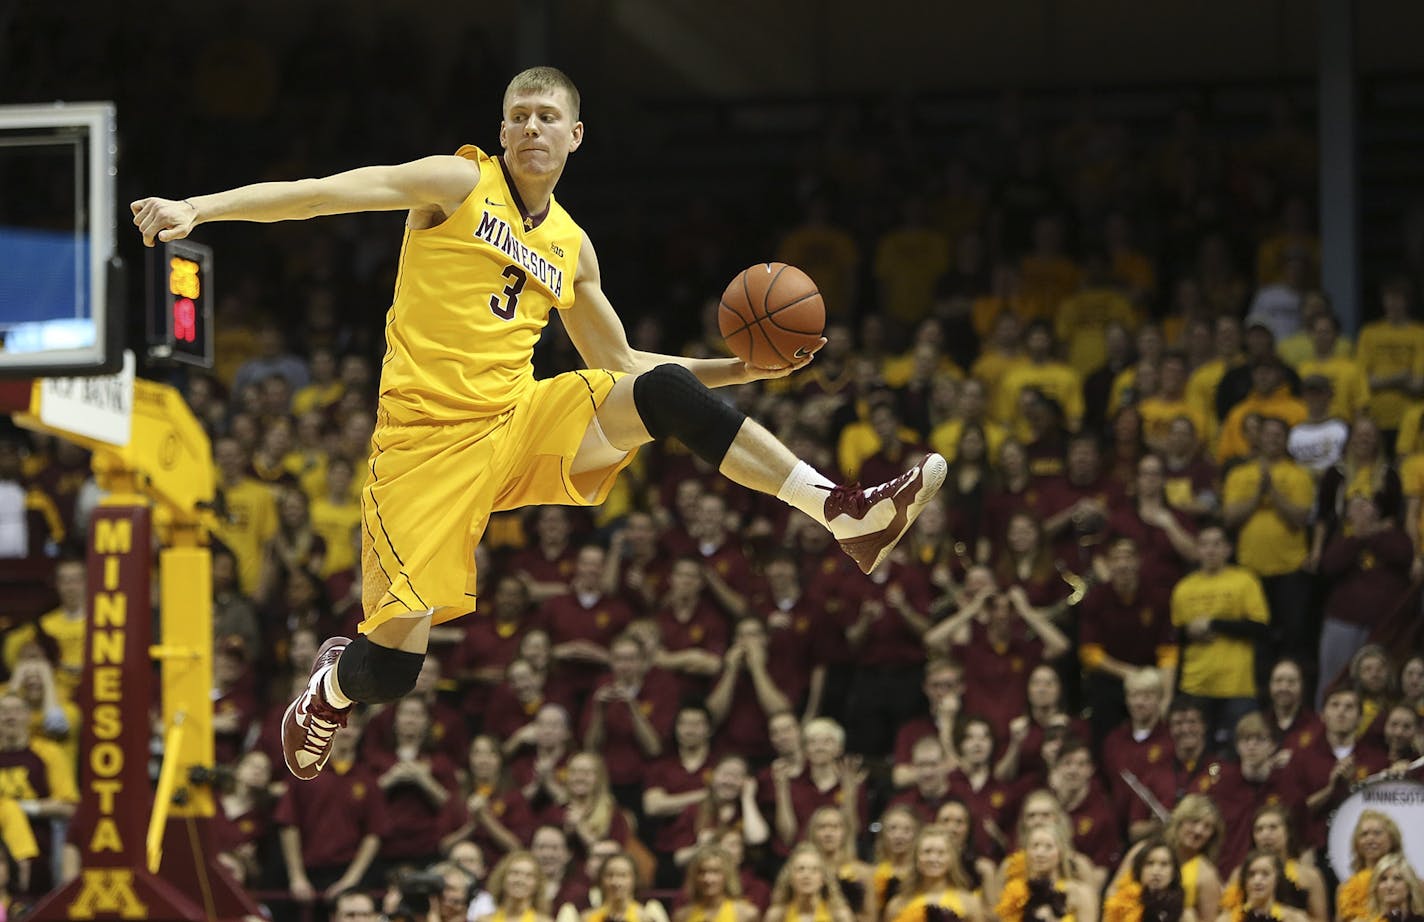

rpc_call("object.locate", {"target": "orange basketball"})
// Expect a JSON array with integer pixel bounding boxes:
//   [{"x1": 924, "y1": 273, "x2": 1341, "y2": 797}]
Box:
[{"x1": 718, "y1": 262, "x2": 825, "y2": 369}]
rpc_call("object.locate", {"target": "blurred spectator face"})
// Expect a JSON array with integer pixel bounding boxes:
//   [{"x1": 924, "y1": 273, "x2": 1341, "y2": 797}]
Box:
[
  {"x1": 1311, "y1": 314, "x2": 1338, "y2": 354},
  {"x1": 1025, "y1": 326, "x2": 1053, "y2": 361},
  {"x1": 259, "y1": 376, "x2": 292, "y2": 416},
  {"x1": 881, "y1": 809, "x2": 918, "y2": 857},
  {"x1": 1021, "y1": 792, "x2": 1060, "y2": 832},
  {"x1": 1006, "y1": 514, "x2": 1039, "y2": 556},
  {"x1": 674, "y1": 480, "x2": 704, "y2": 525},
  {"x1": 1137, "y1": 327, "x2": 1165, "y2": 362},
  {"x1": 1126, "y1": 679, "x2": 1162, "y2": 725},
  {"x1": 1235, "y1": 727, "x2": 1275, "y2": 772},
  {"x1": 449, "y1": 841, "x2": 486, "y2": 881},
  {"x1": 1344, "y1": 496, "x2": 1380, "y2": 536},
  {"x1": 695, "y1": 852, "x2": 731, "y2": 899},
  {"x1": 959, "y1": 721, "x2": 993, "y2": 766},
  {"x1": 1165, "y1": 417, "x2": 1198, "y2": 456},
  {"x1": 868, "y1": 403, "x2": 899, "y2": 443},
  {"x1": 520, "y1": 631, "x2": 551, "y2": 671},
  {"x1": 1269, "y1": 661, "x2": 1304, "y2": 713},
  {"x1": 289, "y1": 629, "x2": 318, "y2": 673},
  {"x1": 1347, "y1": 419, "x2": 1380, "y2": 461},
  {"x1": 1027, "y1": 666, "x2": 1061, "y2": 710},
  {"x1": 533, "y1": 706, "x2": 569, "y2": 748},
  {"x1": 1159, "y1": 357, "x2": 1187, "y2": 396},
  {"x1": 1196, "y1": 528, "x2": 1230, "y2": 570},
  {"x1": 1051, "y1": 747, "x2": 1093, "y2": 795},
  {"x1": 956, "y1": 379, "x2": 987, "y2": 420},
  {"x1": 1169, "y1": 707, "x2": 1206, "y2": 754},
  {"x1": 623, "y1": 512, "x2": 657, "y2": 555},
  {"x1": 340, "y1": 355, "x2": 373, "y2": 390},
  {"x1": 1258, "y1": 418, "x2": 1288, "y2": 459},
  {"x1": 923, "y1": 663, "x2": 964, "y2": 706},
  {"x1": 536, "y1": 507, "x2": 571, "y2": 546},
  {"x1": 1356, "y1": 652, "x2": 1390, "y2": 696},
  {"x1": 1245, "y1": 327, "x2": 1276, "y2": 362},
  {"x1": 675, "y1": 708, "x2": 711, "y2": 750},
  {"x1": 286, "y1": 574, "x2": 320, "y2": 610},
  {"x1": 494, "y1": 576, "x2": 528, "y2": 618},
  {"x1": 734, "y1": 619, "x2": 768, "y2": 655},
  {"x1": 332, "y1": 891, "x2": 378, "y2": 922},
  {"x1": 500, "y1": 856, "x2": 539, "y2": 903},
  {"x1": 1066, "y1": 439, "x2": 1099, "y2": 482},
  {"x1": 1214, "y1": 317, "x2": 1243, "y2": 358},
  {"x1": 310, "y1": 348, "x2": 337, "y2": 383},
  {"x1": 469, "y1": 736, "x2": 502, "y2": 782},
  {"x1": 1106, "y1": 541, "x2": 1140, "y2": 585},
  {"x1": 934, "y1": 802, "x2": 971, "y2": 850},
  {"x1": 439, "y1": 866, "x2": 475, "y2": 921},
  {"x1": 1403, "y1": 657, "x2": 1424, "y2": 702},
  {"x1": 764, "y1": 557, "x2": 798, "y2": 595},
  {"x1": 1135, "y1": 456, "x2": 1165, "y2": 499},
  {"x1": 214, "y1": 649, "x2": 246, "y2": 688},
  {"x1": 566, "y1": 754, "x2": 599, "y2": 798},
  {"x1": 0, "y1": 695, "x2": 29, "y2": 744},
  {"x1": 394, "y1": 697, "x2": 431, "y2": 743},
  {"x1": 508, "y1": 660, "x2": 541, "y2": 702},
  {"x1": 802, "y1": 724, "x2": 842, "y2": 766},
  {"x1": 572, "y1": 546, "x2": 604, "y2": 592},
  {"x1": 1383, "y1": 706, "x2": 1419, "y2": 755},
  {"x1": 55, "y1": 560, "x2": 86, "y2": 611},
  {"x1": 811, "y1": 810, "x2": 849, "y2": 855},
  {"x1": 531, "y1": 828, "x2": 570, "y2": 879},
  {"x1": 235, "y1": 750, "x2": 272, "y2": 790},
  {"x1": 341, "y1": 412, "x2": 375, "y2": 458},
  {"x1": 1252, "y1": 810, "x2": 1288, "y2": 855},
  {"x1": 214, "y1": 438, "x2": 246, "y2": 482},
  {"x1": 911, "y1": 741, "x2": 946, "y2": 791},
  {"x1": 609, "y1": 637, "x2": 645, "y2": 687},
  {"x1": 326, "y1": 457, "x2": 354, "y2": 497},
  {"x1": 962, "y1": 565, "x2": 996, "y2": 597},
  {"x1": 768, "y1": 712, "x2": 801, "y2": 757},
  {"x1": 667, "y1": 560, "x2": 704, "y2": 602},
  {"x1": 957, "y1": 428, "x2": 987, "y2": 464},
  {"x1": 694, "y1": 495, "x2": 729, "y2": 538},
  {"x1": 591, "y1": 845, "x2": 629, "y2": 895},
  {"x1": 710, "y1": 757, "x2": 747, "y2": 801},
  {"x1": 914, "y1": 829, "x2": 953, "y2": 880},
  {"x1": 278, "y1": 489, "x2": 310, "y2": 530},
  {"x1": 1315, "y1": 692, "x2": 1361, "y2": 735}
]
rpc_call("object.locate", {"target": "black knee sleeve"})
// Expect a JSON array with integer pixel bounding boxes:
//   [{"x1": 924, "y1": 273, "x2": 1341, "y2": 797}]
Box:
[
  {"x1": 632, "y1": 364, "x2": 746, "y2": 465},
  {"x1": 334, "y1": 635, "x2": 425, "y2": 704}
]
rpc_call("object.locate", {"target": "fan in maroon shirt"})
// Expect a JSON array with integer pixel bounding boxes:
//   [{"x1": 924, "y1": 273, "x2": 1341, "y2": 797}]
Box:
[
  {"x1": 210, "y1": 750, "x2": 274, "y2": 886},
  {"x1": 891, "y1": 658, "x2": 967, "y2": 790},
  {"x1": 888, "y1": 735, "x2": 953, "y2": 823},
  {"x1": 1037, "y1": 433, "x2": 1122, "y2": 572},
  {"x1": 1047, "y1": 739, "x2": 1123, "y2": 870},
  {"x1": 1101, "y1": 669, "x2": 1173, "y2": 824},
  {"x1": 1200, "y1": 711, "x2": 1306, "y2": 873},
  {"x1": 772, "y1": 718, "x2": 868, "y2": 851},
  {"x1": 369, "y1": 697, "x2": 460, "y2": 865},
  {"x1": 946, "y1": 716, "x2": 1017, "y2": 860},
  {"x1": 755, "y1": 551, "x2": 832, "y2": 715},
  {"x1": 1129, "y1": 698, "x2": 1225, "y2": 831},
  {"x1": 486, "y1": 657, "x2": 553, "y2": 744},
  {"x1": 1265, "y1": 658, "x2": 1325, "y2": 764},
  {"x1": 1103, "y1": 454, "x2": 1201, "y2": 591},
  {"x1": 995, "y1": 664, "x2": 1088, "y2": 787},
  {"x1": 707, "y1": 618, "x2": 790, "y2": 764},
  {"x1": 1077, "y1": 537, "x2": 1177, "y2": 743},
  {"x1": 507, "y1": 703, "x2": 575, "y2": 808},
  {"x1": 992, "y1": 513, "x2": 1074, "y2": 612},
  {"x1": 1160, "y1": 417, "x2": 1220, "y2": 520},
  {"x1": 661, "y1": 755, "x2": 770, "y2": 872},
  {"x1": 275, "y1": 723, "x2": 386, "y2": 898},
  {"x1": 449, "y1": 574, "x2": 531, "y2": 715},
  {"x1": 607, "y1": 511, "x2": 675, "y2": 613},
  {"x1": 535, "y1": 752, "x2": 632, "y2": 855},
  {"x1": 687, "y1": 493, "x2": 759, "y2": 617},
  {"x1": 508, "y1": 506, "x2": 582, "y2": 602},
  {"x1": 1296, "y1": 687, "x2": 1389, "y2": 850},
  {"x1": 843, "y1": 559, "x2": 935, "y2": 756},
  {"x1": 755, "y1": 711, "x2": 807, "y2": 816},
  {"x1": 858, "y1": 397, "x2": 929, "y2": 489},
  {"x1": 364, "y1": 656, "x2": 469, "y2": 767},
  {"x1": 212, "y1": 642, "x2": 260, "y2": 767},
  {"x1": 980, "y1": 440, "x2": 1043, "y2": 564},
  {"x1": 580, "y1": 632, "x2": 679, "y2": 798},
  {"x1": 1382, "y1": 703, "x2": 1424, "y2": 779},
  {"x1": 537, "y1": 544, "x2": 634, "y2": 707},
  {"x1": 645, "y1": 706, "x2": 717, "y2": 856},
  {"x1": 438, "y1": 734, "x2": 536, "y2": 863},
  {"x1": 530, "y1": 825, "x2": 591, "y2": 912},
  {"x1": 653, "y1": 559, "x2": 730, "y2": 701}
]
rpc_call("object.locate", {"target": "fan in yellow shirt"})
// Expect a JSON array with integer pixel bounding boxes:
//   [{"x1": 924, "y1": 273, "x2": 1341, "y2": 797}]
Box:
[
  {"x1": 994, "y1": 321, "x2": 1084, "y2": 429},
  {"x1": 1295, "y1": 313, "x2": 1370, "y2": 422},
  {"x1": 1217, "y1": 361, "x2": 1306, "y2": 464},
  {"x1": 211, "y1": 436, "x2": 279, "y2": 596},
  {"x1": 1222, "y1": 419, "x2": 1315, "y2": 579},
  {"x1": 874, "y1": 200, "x2": 951, "y2": 326},
  {"x1": 1187, "y1": 317, "x2": 1245, "y2": 436},
  {"x1": 1172, "y1": 525, "x2": 1271, "y2": 702},
  {"x1": 777, "y1": 197, "x2": 860, "y2": 320},
  {"x1": 1357, "y1": 277, "x2": 1424, "y2": 433},
  {"x1": 1054, "y1": 259, "x2": 1140, "y2": 376},
  {"x1": 1, "y1": 559, "x2": 87, "y2": 700},
  {"x1": 309, "y1": 455, "x2": 363, "y2": 577},
  {"x1": 1138, "y1": 353, "x2": 1211, "y2": 451}
]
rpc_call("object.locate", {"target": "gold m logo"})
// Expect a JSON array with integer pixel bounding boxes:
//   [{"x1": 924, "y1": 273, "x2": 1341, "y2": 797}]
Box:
[{"x1": 67, "y1": 869, "x2": 148, "y2": 919}]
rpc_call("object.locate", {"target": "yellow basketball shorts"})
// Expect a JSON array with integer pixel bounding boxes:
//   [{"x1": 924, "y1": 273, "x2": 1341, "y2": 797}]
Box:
[{"x1": 359, "y1": 369, "x2": 636, "y2": 632}]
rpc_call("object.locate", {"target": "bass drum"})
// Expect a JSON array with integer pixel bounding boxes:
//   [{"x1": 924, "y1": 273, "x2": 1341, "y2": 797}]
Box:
[{"x1": 1328, "y1": 779, "x2": 1424, "y2": 878}]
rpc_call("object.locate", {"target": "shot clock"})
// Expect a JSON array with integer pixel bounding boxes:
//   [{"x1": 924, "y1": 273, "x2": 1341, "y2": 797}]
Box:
[{"x1": 147, "y1": 238, "x2": 212, "y2": 368}]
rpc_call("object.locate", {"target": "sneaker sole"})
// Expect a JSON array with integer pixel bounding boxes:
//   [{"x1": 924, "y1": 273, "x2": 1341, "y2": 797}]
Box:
[{"x1": 845, "y1": 454, "x2": 949, "y2": 574}]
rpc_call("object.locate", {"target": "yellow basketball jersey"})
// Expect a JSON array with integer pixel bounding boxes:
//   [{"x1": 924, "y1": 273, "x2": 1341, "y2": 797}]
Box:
[{"x1": 379, "y1": 146, "x2": 584, "y2": 424}]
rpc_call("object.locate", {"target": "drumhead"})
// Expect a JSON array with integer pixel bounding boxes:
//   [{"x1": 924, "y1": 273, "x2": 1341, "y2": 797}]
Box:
[{"x1": 1328, "y1": 779, "x2": 1424, "y2": 877}]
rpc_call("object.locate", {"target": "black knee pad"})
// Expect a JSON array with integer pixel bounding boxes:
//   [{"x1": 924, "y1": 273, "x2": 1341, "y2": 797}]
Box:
[
  {"x1": 334, "y1": 634, "x2": 425, "y2": 704},
  {"x1": 632, "y1": 364, "x2": 746, "y2": 466}
]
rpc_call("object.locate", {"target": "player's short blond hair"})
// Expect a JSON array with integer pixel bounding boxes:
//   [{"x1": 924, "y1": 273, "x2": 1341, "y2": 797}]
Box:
[{"x1": 504, "y1": 66, "x2": 581, "y2": 119}]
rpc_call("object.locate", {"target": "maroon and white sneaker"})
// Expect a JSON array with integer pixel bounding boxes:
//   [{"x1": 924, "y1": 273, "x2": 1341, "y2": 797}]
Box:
[
  {"x1": 824, "y1": 453, "x2": 948, "y2": 574},
  {"x1": 281, "y1": 636, "x2": 352, "y2": 781}
]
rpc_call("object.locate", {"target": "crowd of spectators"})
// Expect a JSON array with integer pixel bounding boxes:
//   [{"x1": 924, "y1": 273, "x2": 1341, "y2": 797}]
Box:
[{"x1": 6, "y1": 18, "x2": 1424, "y2": 919}]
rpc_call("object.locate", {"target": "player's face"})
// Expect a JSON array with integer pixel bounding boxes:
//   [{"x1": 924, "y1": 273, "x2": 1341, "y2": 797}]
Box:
[{"x1": 501, "y1": 89, "x2": 583, "y2": 179}]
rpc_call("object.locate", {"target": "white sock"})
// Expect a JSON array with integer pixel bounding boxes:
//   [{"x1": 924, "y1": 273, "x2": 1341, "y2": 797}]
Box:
[
  {"x1": 776, "y1": 461, "x2": 836, "y2": 527},
  {"x1": 321, "y1": 663, "x2": 353, "y2": 709}
]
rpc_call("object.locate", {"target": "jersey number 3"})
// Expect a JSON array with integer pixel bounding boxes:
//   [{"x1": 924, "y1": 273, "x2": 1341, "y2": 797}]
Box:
[{"x1": 489, "y1": 265, "x2": 527, "y2": 321}]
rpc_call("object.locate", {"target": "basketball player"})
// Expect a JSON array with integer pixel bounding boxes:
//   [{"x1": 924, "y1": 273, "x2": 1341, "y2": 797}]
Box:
[{"x1": 131, "y1": 67, "x2": 946, "y2": 781}]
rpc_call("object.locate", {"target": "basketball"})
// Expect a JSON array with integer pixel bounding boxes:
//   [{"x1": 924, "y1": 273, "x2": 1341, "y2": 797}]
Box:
[{"x1": 718, "y1": 262, "x2": 825, "y2": 369}]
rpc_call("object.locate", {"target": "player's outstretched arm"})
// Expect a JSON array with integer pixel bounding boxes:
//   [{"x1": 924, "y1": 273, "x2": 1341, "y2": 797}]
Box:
[
  {"x1": 129, "y1": 155, "x2": 481, "y2": 246},
  {"x1": 565, "y1": 233, "x2": 823, "y2": 388}
]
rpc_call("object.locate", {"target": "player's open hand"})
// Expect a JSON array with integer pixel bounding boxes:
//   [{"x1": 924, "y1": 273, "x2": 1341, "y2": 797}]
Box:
[
  {"x1": 739, "y1": 336, "x2": 828, "y2": 382},
  {"x1": 130, "y1": 196, "x2": 198, "y2": 247}
]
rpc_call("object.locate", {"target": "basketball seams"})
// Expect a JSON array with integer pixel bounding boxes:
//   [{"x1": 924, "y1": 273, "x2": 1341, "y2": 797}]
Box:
[
  {"x1": 719, "y1": 261, "x2": 823, "y2": 369},
  {"x1": 764, "y1": 291, "x2": 826, "y2": 336}
]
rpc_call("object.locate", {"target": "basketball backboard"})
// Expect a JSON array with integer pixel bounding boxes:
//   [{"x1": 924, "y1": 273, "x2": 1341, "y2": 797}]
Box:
[{"x1": 0, "y1": 102, "x2": 122, "y2": 378}]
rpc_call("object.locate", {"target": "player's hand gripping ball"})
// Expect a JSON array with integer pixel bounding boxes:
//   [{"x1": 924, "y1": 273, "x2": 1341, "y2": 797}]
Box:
[{"x1": 718, "y1": 262, "x2": 826, "y2": 370}]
